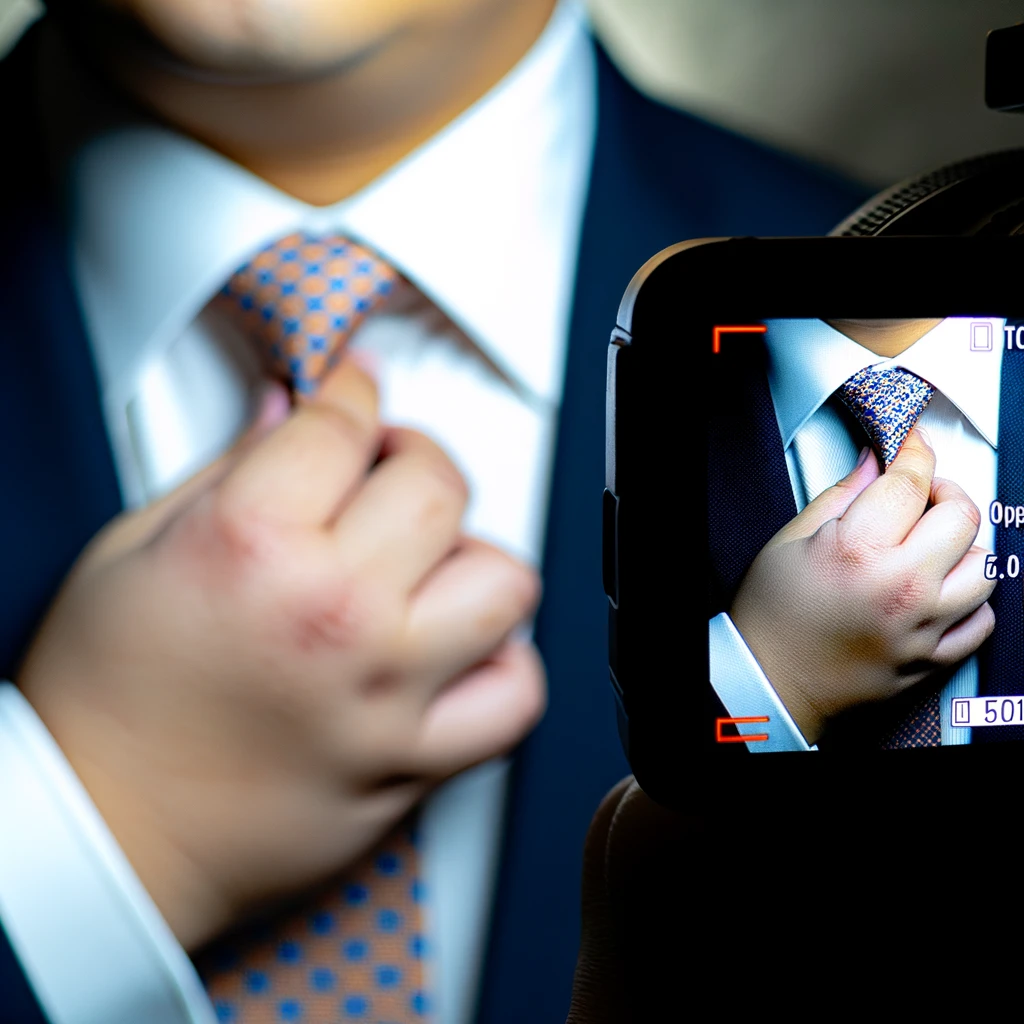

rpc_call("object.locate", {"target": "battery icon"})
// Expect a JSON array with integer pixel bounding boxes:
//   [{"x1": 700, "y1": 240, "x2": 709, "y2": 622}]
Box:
[{"x1": 971, "y1": 321, "x2": 993, "y2": 351}]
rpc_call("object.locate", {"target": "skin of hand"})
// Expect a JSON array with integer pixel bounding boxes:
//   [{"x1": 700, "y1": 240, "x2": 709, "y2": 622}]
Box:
[
  {"x1": 730, "y1": 429, "x2": 995, "y2": 746},
  {"x1": 14, "y1": 359, "x2": 546, "y2": 951}
]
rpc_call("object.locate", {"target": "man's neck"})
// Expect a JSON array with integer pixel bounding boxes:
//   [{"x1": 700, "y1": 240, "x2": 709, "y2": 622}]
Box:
[
  {"x1": 825, "y1": 319, "x2": 944, "y2": 358},
  {"x1": 77, "y1": 0, "x2": 557, "y2": 206}
]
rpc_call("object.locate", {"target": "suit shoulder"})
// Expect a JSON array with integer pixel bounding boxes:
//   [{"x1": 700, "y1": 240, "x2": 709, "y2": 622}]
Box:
[{"x1": 592, "y1": 43, "x2": 872, "y2": 236}]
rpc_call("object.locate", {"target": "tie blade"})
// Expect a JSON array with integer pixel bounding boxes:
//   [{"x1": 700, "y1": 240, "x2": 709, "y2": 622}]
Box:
[{"x1": 837, "y1": 366, "x2": 936, "y2": 467}]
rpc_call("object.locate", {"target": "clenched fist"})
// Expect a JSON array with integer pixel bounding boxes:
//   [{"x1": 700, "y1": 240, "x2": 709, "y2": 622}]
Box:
[
  {"x1": 15, "y1": 358, "x2": 546, "y2": 950},
  {"x1": 731, "y1": 430, "x2": 995, "y2": 745}
]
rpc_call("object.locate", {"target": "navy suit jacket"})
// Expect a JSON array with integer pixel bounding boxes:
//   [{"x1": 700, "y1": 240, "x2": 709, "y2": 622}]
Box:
[{"x1": 0, "y1": 19, "x2": 866, "y2": 1023}]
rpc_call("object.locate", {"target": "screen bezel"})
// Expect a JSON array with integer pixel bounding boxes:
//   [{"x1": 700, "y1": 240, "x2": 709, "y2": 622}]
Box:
[{"x1": 609, "y1": 236, "x2": 1024, "y2": 820}]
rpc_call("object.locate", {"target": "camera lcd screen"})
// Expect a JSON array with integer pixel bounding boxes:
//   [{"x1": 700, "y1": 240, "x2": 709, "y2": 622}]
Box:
[{"x1": 708, "y1": 315, "x2": 1024, "y2": 755}]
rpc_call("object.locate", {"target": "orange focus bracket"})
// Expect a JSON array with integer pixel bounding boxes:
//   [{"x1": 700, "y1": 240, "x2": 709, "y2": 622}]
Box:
[
  {"x1": 712, "y1": 324, "x2": 767, "y2": 353},
  {"x1": 715, "y1": 716, "x2": 770, "y2": 743}
]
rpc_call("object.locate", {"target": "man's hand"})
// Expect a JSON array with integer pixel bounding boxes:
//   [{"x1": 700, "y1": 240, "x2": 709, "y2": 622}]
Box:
[
  {"x1": 730, "y1": 430, "x2": 995, "y2": 746},
  {"x1": 14, "y1": 359, "x2": 545, "y2": 950}
]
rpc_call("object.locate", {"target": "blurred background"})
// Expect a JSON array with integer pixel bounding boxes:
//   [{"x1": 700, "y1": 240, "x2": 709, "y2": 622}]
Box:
[{"x1": 4, "y1": 0, "x2": 1024, "y2": 189}]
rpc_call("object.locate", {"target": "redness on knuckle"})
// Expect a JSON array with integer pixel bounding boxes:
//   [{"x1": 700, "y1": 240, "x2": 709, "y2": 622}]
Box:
[
  {"x1": 290, "y1": 578, "x2": 384, "y2": 654},
  {"x1": 193, "y1": 493, "x2": 281, "y2": 575},
  {"x1": 880, "y1": 572, "x2": 927, "y2": 618}
]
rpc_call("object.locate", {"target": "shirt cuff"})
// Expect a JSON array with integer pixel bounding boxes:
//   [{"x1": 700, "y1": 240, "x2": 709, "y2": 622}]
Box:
[
  {"x1": 708, "y1": 614, "x2": 816, "y2": 752},
  {"x1": 0, "y1": 682, "x2": 215, "y2": 1024}
]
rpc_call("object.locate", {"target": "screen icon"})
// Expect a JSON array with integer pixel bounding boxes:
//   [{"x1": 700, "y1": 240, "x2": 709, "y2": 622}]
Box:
[
  {"x1": 971, "y1": 321, "x2": 993, "y2": 351},
  {"x1": 715, "y1": 716, "x2": 769, "y2": 743}
]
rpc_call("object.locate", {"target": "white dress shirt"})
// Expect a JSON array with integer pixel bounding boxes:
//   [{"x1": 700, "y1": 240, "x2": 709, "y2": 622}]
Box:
[
  {"x1": 710, "y1": 317, "x2": 1003, "y2": 751},
  {"x1": 0, "y1": 5, "x2": 596, "y2": 1022}
]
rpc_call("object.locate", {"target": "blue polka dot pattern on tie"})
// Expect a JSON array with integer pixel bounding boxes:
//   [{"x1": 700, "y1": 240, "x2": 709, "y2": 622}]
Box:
[
  {"x1": 376, "y1": 852, "x2": 401, "y2": 876},
  {"x1": 344, "y1": 939, "x2": 368, "y2": 962},
  {"x1": 309, "y1": 966, "x2": 336, "y2": 992},
  {"x1": 218, "y1": 232, "x2": 399, "y2": 395},
  {"x1": 377, "y1": 965, "x2": 402, "y2": 988},
  {"x1": 344, "y1": 994, "x2": 369, "y2": 1017},
  {"x1": 345, "y1": 883, "x2": 369, "y2": 906},
  {"x1": 279, "y1": 999, "x2": 303, "y2": 1021},
  {"x1": 836, "y1": 364, "x2": 936, "y2": 467},
  {"x1": 310, "y1": 911, "x2": 334, "y2": 936},
  {"x1": 244, "y1": 971, "x2": 269, "y2": 995},
  {"x1": 198, "y1": 819, "x2": 429, "y2": 1022},
  {"x1": 378, "y1": 909, "x2": 402, "y2": 933}
]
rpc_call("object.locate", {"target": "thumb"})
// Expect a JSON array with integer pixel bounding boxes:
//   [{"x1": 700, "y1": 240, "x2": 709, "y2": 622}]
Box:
[
  {"x1": 88, "y1": 380, "x2": 292, "y2": 560},
  {"x1": 778, "y1": 444, "x2": 880, "y2": 541}
]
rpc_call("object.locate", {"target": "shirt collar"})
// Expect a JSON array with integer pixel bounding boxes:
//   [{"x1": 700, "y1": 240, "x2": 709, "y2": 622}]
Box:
[
  {"x1": 765, "y1": 317, "x2": 1004, "y2": 450},
  {"x1": 52, "y1": 0, "x2": 596, "y2": 407}
]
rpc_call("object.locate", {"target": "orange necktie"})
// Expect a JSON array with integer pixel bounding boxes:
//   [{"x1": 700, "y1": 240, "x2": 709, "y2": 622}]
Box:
[{"x1": 195, "y1": 232, "x2": 433, "y2": 1023}]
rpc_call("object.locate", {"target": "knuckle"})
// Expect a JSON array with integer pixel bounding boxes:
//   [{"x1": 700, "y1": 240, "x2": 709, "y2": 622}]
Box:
[
  {"x1": 409, "y1": 458, "x2": 469, "y2": 530},
  {"x1": 467, "y1": 550, "x2": 541, "y2": 634},
  {"x1": 978, "y1": 601, "x2": 996, "y2": 637},
  {"x1": 891, "y1": 467, "x2": 931, "y2": 508},
  {"x1": 957, "y1": 498, "x2": 982, "y2": 530},
  {"x1": 510, "y1": 563, "x2": 543, "y2": 617},
  {"x1": 491, "y1": 651, "x2": 548, "y2": 754},
  {"x1": 290, "y1": 575, "x2": 398, "y2": 655},
  {"x1": 307, "y1": 402, "x2": 374, "y2": 452},
  {"x1": 880, "y1": 570, "x2": 927, "y2": 618},
  {"x1": 829, "y1": 526, "x2": 873, "y2": 573},
  {"x1": 490, "y1": 552, "x2": 542, "y2": 619},
  {"x1": 419, "y1": 451, "x2": 470, "y2": 505},
  {"x1": 195, "y1": 491, "x2": 283, "y2": 574}
]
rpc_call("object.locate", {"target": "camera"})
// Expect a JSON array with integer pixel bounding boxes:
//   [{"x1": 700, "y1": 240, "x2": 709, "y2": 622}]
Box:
[{"x1": 606, "y1": 22, "x2": 1024, "y2": 813}]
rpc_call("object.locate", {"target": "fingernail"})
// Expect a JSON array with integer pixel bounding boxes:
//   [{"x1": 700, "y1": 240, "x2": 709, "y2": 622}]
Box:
[
  {"x1": 855, "y1": 446, "x2": 870, "y2": 468},
  {"x1": 254, "y1": 379, "x2": 290, "y2": 429},
  {"x1": 916, "y1": 427, "x2": 931, "y2": 446}
]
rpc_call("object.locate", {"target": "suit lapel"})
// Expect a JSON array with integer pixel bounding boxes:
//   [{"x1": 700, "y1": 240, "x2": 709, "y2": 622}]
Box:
[
  {"x1": 474, "y1": 47, "x2": 640, "y2": 1024},
  {"x1": 708, "y1": 339, "x2": 797, "y2": 611},
  {"x1": 0, "y1": 27, "x2": 123, "y2": 677}
]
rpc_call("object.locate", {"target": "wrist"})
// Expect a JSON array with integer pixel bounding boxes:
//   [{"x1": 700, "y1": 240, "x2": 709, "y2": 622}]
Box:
[
  {"x1": 78, "y1": 772, "x2": 232, "y2": 951},
  {"x1": 19, "y1": 690, "x2": 233, "y2": 951},
  {"x1": 728, "y1": 611, "x2": 824, "y2": 746}
]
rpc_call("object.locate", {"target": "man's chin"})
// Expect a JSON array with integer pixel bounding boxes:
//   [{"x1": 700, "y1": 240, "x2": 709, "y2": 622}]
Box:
[
  {"x1": 131, "y1": 38, "x2": 393, "y2": 88},
  {"x1": 57, "y1": 2, "x2": 391, "y2": 87}
]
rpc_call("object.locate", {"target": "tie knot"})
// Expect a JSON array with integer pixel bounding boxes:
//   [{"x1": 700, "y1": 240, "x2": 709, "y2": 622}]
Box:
[
  {"x1": 836, "y1": 365, "x2": 936, "y2": 467},
  {"x1": 219, "y1": 231, "x2": 399, "y2": 394}
]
